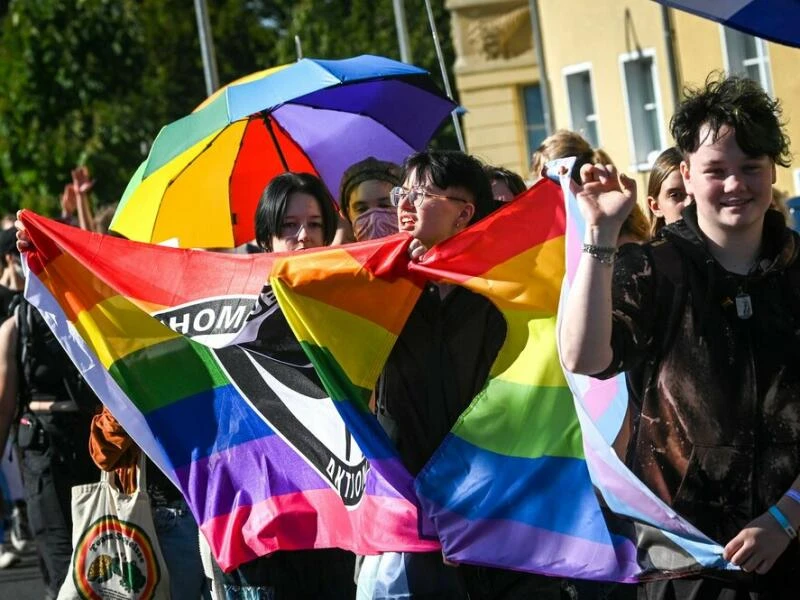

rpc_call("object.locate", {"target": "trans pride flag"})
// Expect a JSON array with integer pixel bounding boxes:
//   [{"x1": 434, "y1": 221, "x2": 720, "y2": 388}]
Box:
[{"x1": 20, "y1": 175, "x2": 730, "y2": 580}]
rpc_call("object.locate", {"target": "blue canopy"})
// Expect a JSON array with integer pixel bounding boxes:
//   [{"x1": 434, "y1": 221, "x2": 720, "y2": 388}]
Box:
[{"x1": 654, "y1": 0, "x2": 800, "y2": 48}]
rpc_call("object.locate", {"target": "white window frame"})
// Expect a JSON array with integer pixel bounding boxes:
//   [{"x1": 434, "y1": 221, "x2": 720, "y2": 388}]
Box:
[
  {"x1": 720, "y1": 25, "x2": 773, "y2": 95},
  {"x1": 618, "y1": 48, "x2": 667, "y2": 172},
  {"x1": 562, "y1": 62, "x2": 601, "y2": 148}
]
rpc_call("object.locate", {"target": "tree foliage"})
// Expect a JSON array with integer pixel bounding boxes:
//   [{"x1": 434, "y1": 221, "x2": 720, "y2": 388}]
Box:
[{"x1": 0, "y1": 0, "x2": 458, "y2": 215}]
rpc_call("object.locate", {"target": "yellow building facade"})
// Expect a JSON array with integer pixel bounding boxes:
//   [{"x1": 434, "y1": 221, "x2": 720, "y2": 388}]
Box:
[{"x1": 447, "y1": 0, "x2": 800, "y2": 197}]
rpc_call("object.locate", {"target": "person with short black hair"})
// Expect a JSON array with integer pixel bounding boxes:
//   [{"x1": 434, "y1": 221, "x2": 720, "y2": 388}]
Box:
[
  {"x1": 225, "y1": 171, "x2": 357, "y2": 600},
  {"x1": 255, "y1": 172, "x2": 338, "y2": 252},
  {"x1": 363, "y1": 150, "x2": 563, "y2": 600},
  {"x1": 561, "y1": 74, "x2": 800, "y2": 599}
]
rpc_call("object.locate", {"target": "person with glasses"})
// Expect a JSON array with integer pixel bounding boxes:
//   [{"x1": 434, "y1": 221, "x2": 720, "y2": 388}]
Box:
[{"x1": 359, "y1": 150, "x2": 564, "y2": 600}]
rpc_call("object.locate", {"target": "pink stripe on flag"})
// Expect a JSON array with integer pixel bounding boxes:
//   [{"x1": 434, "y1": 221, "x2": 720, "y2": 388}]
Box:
[{"x1": 201, "y1": 489, "x2": 440, "y2": 571}]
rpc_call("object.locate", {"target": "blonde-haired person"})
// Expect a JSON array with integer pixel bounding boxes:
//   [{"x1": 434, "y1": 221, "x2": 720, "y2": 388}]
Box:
[
  {"x1": 531, "y1": 131, "x2": 649, "y2": 244},
  {"x1": 646, "y1": 147, "x2": 689, "y2": 238},
  {"x1": 531, "y1": 130, "x2": 594, "y2": 184}
]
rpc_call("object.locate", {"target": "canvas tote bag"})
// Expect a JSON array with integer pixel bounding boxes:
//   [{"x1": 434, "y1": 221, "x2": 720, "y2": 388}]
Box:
[{"x1": 58, "y1": 456, "x2": 170, "y2": 600}]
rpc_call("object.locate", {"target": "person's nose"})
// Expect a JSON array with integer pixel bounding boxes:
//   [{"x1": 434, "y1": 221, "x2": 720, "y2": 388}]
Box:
[
  {"x1": 398, "y1": 192, "x2": 415, "y2": 211},
  {"x1": 296, "y1": 223, "x2": 309, "y2": 241},
  {"x1": 724, "y1": 172, "x2": 747, "y2": 194}
]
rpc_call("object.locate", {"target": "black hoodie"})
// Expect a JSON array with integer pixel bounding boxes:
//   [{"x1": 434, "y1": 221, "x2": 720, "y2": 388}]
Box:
[{"x1": 599, "y1": 204, "x2": 800, "y2": 588}]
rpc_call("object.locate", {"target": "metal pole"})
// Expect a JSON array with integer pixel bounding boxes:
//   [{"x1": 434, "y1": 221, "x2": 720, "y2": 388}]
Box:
[
  {"x1": 194, "y1": 0, "x2": 220, "y2": 96},
  {"x1": 423, "y1": 0, "x2": 466, "y2": 151},
  {"x1": 528, "y1": 0, "x2": 554, "y2": 134},
  {"x1": 660, "y1": 6, "x2": 681, "y2": 111},
  {"x1": 393, "y1": 0, "x2": 413, "y2": 63},
  {"x1": 295, "y1": 35, "x2": 304, "y2": 61}
]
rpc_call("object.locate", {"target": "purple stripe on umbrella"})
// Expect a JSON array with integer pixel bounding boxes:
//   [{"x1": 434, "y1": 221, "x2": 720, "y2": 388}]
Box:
[
  {"x1": 176, "y1": 433, "x2": 420, "y2": 524},
  {"x1": 292, "y1": 79, "x2": 455, "y2": 150},
  {"x1": 272, "y1": 104, "x2": 416, "y2": 199},
  {"x1": 433, "y1": 507, "x2": 641, "y2": 582}
]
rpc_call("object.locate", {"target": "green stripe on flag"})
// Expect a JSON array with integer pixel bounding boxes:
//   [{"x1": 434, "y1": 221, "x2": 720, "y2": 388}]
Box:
[
  {"x1": 299, "y1": 342, "x2": 373, "y2": 411},
  {"x1": 454, "y1": 379, "x2": 584, "y2": 460},
  {"x1": 109, "y1": 337, "x2": 230, "y2": 414}
]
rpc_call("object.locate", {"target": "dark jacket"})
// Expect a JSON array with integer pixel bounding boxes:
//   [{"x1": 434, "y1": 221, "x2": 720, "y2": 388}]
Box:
[
  {"x1": 377, "y1": 283, "x2": 507, "y2": 476},
  {"x1": 598, "y1": 205, "x2": 800, "y2": 585}
]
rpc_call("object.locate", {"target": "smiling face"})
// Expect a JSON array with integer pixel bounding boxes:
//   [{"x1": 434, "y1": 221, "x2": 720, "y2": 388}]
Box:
[
  {"x1": 680, "y1": 124, "x2": 775, "y2": 237},
  {"x1": 271, "y1": 192, "x2": 325, "y2": 252},
  {"x1": 648, "y1": 169, "x2": 688, "y2": 225},
  {"x1": 396, "y1": 168, "x2": 475, "y2": 248}
]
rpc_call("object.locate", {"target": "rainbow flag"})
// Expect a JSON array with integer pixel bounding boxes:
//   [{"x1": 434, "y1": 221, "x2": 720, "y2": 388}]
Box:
[
  {"x1": 20, "y1": 214, "x2": 438, "y2": 572},
  {"x1": 20, "y1": 174, "x2": 732, "y2": 580}
]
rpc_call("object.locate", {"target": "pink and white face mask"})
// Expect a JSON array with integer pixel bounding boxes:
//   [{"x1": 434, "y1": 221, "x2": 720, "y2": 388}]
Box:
[{"x1": 352, "y1": 207, "x2": 399, "y2": 241}]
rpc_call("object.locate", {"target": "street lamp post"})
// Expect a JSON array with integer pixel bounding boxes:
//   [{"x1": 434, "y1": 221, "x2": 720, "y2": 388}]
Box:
[{"x1": 194, "y1": 0, "x2": 220, "y2": 97}]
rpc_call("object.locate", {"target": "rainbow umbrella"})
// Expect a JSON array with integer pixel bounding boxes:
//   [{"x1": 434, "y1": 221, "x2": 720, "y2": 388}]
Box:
[{"x1": 111, "y1": 55, "x2": 457, "y2": 248}]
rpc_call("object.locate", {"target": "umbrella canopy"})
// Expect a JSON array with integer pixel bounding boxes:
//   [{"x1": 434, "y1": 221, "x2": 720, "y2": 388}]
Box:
[
  {"x1": 111, "y1": 55, "x2": 458, "y2": 248},
  {"x1": 652, "y1": 0, "x2": 800, "y2": 47}
]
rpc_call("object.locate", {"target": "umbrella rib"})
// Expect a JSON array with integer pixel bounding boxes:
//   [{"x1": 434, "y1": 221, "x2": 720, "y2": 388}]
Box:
[
  {"x1": 266, "y1": 117, "x2": 325, "y2": 183},
  {"x1": 261, "y1": 112, "x2": 290, "y2": 172}
]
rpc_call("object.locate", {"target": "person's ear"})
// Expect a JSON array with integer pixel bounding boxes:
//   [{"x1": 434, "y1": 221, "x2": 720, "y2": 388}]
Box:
[
  {"x1": 647, "y1": 196, "x2": 664, "y2": 218},
  {"x1": 459, "y1": 202, "x2": 475, "y2": 227},
  {"x1": 771, "y1": 163, "x2": 777, "y2": 184},
  {"x1": 679, "y1": 160, "x2": 692, "y2": 196}
]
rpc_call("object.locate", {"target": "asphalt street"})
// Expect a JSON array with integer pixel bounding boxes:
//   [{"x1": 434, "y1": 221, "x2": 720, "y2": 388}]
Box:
[{"x1": 0, "y1": 536, "x2": 46, "y2": 600}]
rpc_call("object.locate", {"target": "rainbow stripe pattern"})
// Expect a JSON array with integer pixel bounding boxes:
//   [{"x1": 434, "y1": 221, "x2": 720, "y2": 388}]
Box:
[
  {"x1": 22, "y1": 173, "x2": 732, "y2": 580},
  {"x1": 20, "y1": 212, "x2": 438, "y2": 572}
]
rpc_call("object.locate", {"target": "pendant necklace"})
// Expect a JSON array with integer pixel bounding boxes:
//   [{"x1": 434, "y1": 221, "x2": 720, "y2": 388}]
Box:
[{"x1": 735, "y1": 288, "x2": 753, "y2": 320}]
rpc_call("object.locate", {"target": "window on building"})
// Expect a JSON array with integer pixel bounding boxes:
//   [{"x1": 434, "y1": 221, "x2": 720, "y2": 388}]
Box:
[
  {"x1": 620, "y1": 51, "x2": 664, "y2": 169},
  {"x1": 722, "y1": 27, "x2": 773, "y2": 94},
  {"x1": 522, "y1": 84, "x2": 547, "y2": 157},
  {"x1": 564, "y1": 66, "x2": 599, "y2": 148}
]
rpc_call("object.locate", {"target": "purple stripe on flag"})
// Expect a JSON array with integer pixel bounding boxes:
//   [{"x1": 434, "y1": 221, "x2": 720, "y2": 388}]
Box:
[
  {"x1": 176, "y1": 434, "x2": 330, "y2": 524},
  {"x1": 176, "y1": 434, "x2": 418, "y2": 525},
  {"x1": 436, "y1": 508, "x2": 641, "y2": 582},
  {"x1": 365, "y1": 457, "x2": 416, "y2": 499}
]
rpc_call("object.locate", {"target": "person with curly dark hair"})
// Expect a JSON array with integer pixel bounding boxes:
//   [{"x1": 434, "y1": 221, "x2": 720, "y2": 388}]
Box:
[{"x1": 560, "y1": 73, "x2": 800, "y2": 599}]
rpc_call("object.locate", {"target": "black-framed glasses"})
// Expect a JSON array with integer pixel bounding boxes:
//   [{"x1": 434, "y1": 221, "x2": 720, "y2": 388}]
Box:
[{"x1": 390, "y1": 186, "x2": 468, "y2": 208}]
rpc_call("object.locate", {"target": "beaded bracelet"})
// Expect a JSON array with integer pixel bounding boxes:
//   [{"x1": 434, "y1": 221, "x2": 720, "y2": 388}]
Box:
[
  {"x1": 768, "y1": 505, "x2": 797, "y2": 539},
  {"x1": 582, "y1": 243, "x2": 616, "y2": 265},
  {"x1": 785, "y1": 489, "x2": 800, "y2": 506}
]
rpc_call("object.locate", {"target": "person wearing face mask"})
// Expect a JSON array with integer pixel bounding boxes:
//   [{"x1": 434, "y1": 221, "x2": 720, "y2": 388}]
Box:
[{"x1": 339, "y1": 157, "x2": 402, "y2": 242}]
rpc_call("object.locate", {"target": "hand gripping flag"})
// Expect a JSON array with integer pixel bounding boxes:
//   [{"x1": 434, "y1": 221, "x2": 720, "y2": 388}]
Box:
[{"x1": 20, "y1": 174, "x2": 732, "y2": 580}]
